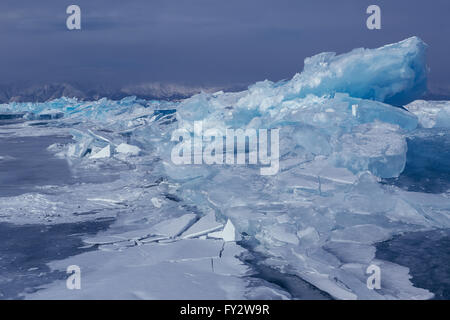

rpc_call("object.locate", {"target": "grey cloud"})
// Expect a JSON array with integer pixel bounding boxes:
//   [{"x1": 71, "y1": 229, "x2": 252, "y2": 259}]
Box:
[{"x1": 0, "y1": 0, "x2": 448, "y2": 98}]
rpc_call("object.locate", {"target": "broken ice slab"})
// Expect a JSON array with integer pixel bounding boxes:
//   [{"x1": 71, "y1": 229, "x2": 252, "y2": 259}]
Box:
[
  {"x1": 90, "y1": 238, "x2": 231, "y2": 265},
  {"x1": 263, "y1": 224, "x2": 300, "y2": 246},
  {"x1": 292, "y1": 158, "x2": 358, "y2": 185},
  {"x1": 181, "y1": 213, "x2": 223, "y2": 239},
  {"x1": 139, "y1": 235, "x2": 170, "y2": 244},
  {"x1": 26, "y1": 239, "x2": 257, "y2": 300},
  {"x1": 324, "y1": 242, "x2": 376, "y2": 264},
  {"x1": 116, "y1": 143, "x2": 141, "y2": 156},
  {"x1": 208, "y1": 219, "x2": 241, "y2": 242},
  {"x1": 90, "y1": 145, "x2": 111, "y2": 159},
  {"x1": 406, "y1": 100, "x2": 450, "y2": 129},
  {"x1": 141, "y1": 238, "x2": 224, "y2": 261},
  {"x1": 334, "y1": 122, "x2": 408, "y2": 178},
  {"x1": 295, "y1": 36, "x2": 427, "y2": 106},
  {"x1": 150, "y1": 214, "x2": 197, "y2": 238},
  {"x1": 98, "y1": 241, "x2": 136, "y2": 252},
  {"x1": 83, "y1": 226, "x2": 170, "y2": 245},
  {"x1": 105, "y1": 227, "x2": 167, "y2": 242},
  {"x1": 330, "y1": 225, "x2": 392, "y2": 245},
  {"x1": 83, "y1": 221, "x2": 194, "y2": 246},
  {"x1": 339, "y1": 259, "x2": 434, "y2": 300},
  {"x1": 83, "y1": 235, "x2": 129, "y2": 245}
]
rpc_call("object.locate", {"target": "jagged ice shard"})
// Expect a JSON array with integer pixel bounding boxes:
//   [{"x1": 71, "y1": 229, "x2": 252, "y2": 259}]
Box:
[
  {"x1": 1, "y1": 37, "x2": 449, "y2": 300},
  {"x1": 288, "y1": 36, "x2": 427, "y2": 106}
]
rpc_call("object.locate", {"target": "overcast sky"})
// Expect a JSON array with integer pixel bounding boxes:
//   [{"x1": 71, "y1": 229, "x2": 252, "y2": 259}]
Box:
[{"x1": 0, "y1": 0, "x2": 449, "y2": 93}]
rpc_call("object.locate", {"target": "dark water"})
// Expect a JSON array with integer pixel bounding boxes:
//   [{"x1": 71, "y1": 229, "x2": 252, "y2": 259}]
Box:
[
  {"x1": 383, "y1": 128, "x2": 450, "y2": 193},
  {"x1": 377, "y1": 128, "x2": 450, "y2": 299},
  {"x1": 376, "y1": 229, "x2": 450, "y2": 300},
  {"x1": 0, "y1": 219, "x2": 114, "y2": 299},
  {"x1": 240, "y1": 239, "x2": 332, "y2": 300},
  {"x1": 242, "y1": 230, "x2": 450, "y2": 300},
  {"x1": 0, "y1": 135, "x2": 74, "y2": 197},
  {"x1": 248, "y1": 263, "x2": 332, "y2": 300},
  {"x1": 0, "y1": 133, "x2": 115, "y2": 299},
  {"x1": 0, "y1": 134, "x2": 120, "y2": 197}
]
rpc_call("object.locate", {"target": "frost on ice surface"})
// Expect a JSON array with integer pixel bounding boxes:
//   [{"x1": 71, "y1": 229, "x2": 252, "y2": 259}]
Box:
[{"x1": 2, "y1": 37, "x2": 449, "y2": 300}]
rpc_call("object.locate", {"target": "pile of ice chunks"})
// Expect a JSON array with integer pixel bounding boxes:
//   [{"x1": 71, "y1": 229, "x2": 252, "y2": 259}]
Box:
[{"x1": 3, "y1": 37, "x2": 450, "y2": 299}]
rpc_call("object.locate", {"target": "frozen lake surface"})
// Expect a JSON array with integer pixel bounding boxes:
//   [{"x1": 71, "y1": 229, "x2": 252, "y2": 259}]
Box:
[
  {"x1": 0, "y1": 38, "x2": 449, "y2": 300},
  {"x1": 376, "y1": 229, "x2": 450, "y2": 300},
  {"x1": 0, "y1": 133, "x2": 115, "y2": 299},
  {"x1": 0, "y1": 131, "x2": 448, "y2": 300},
  {"x1": 0, "y1": 219, "x2": 114, "y2": 299},
  {"x1": 0, "y1": 135, "x2": 74, "y2": 197}
]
